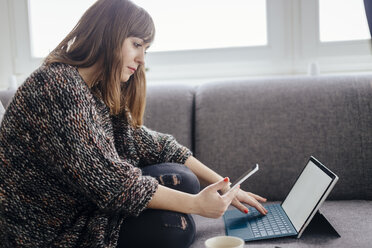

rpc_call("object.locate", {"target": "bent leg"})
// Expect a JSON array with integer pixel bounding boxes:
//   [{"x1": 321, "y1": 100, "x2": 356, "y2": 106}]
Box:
[
  {"x1": 117, "y1": 163, "x2": 200, "y2": 248},
  {"x1": 141, "y1": 163, "x2": 200, "y2": 194}
]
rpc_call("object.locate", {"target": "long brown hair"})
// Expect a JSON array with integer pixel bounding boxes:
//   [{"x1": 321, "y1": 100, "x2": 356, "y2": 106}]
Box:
[{"x1": 45, "y1": 0, "x2": 155, "y2": 127}]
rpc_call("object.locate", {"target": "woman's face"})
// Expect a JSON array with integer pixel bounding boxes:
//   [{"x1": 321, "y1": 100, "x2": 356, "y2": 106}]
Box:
[{"x1": 120, "y1": 37, "x2": 150, "y2": 82}]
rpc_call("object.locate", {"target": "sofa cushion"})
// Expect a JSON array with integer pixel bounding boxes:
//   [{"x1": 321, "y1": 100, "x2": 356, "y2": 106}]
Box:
[
  {"x1": 145, "y1": 83, "x2": 196, "y2": 152},
  {"x1": 194, "y1": 75, "x2": 372, "y2": 200},
  {"x1": 191, "y1": 200, "x2": 372, "y2": 248}
]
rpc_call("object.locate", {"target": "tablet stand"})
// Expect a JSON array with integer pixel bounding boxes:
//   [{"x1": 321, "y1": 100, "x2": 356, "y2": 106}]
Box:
[{"x1": 299, "y1": 210, "x2": 340, "y2": 238}]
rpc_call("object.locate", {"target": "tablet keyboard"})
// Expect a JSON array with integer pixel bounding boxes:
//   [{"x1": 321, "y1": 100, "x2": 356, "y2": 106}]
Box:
[
  {"x1": 249, "y1": 204, "x2": 296, "y2": 238},
  {"x1": 224, "y1": 203, "x2": 298, "y2": 241}
]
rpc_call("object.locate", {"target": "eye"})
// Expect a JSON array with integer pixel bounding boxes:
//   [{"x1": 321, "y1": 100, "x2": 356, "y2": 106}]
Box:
[{"x1": 133, "y1": 42, "x2": 142, "y2": 48}]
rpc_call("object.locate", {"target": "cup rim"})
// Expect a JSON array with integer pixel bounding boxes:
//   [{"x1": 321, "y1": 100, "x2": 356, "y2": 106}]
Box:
[{"x1": 205, "y1": 235, "x2": 244, "y2": 248}]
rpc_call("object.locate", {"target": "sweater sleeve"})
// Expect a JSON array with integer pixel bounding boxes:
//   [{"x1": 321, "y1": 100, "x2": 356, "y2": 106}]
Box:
[
  {"x1": 132, "y1": 125, "x2": 193, "y2": 167},
  {"x1": 19, "y1": 67, "x2": 158, "y2": 216}
]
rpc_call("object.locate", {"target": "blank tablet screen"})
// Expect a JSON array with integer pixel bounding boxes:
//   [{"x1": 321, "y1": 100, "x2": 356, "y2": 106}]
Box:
[{"x1": 281, "y1": 160, "x2": 333, "y2": 232}]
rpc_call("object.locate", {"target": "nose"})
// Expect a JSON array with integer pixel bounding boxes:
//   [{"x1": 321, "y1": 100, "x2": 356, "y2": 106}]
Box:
[{"x1": 135, "y1": 49, "x2": 146, "y2": 65}]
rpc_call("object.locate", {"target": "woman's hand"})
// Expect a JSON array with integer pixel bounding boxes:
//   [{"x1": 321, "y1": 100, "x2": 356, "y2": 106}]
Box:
[
  {"x1": 183, "y1": 156, "x2": 268, "y2": 216},
  {"x1": 193, "y1": 178, "x2": 240, "y2": 218},
  {"x1": 230, "y1": 189, "x2": 268, "y2": 215}
]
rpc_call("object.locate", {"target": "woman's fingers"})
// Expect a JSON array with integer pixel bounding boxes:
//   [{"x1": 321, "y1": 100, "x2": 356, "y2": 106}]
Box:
[
  {"x1": 250, "y1": 200, "x2": 268, "y2": 215},
  {"x1": 247, "y1": 192, "x2": 268, "y2": 214},
  {"x1": 195, "y1": 177, "x2": 240, "y2": 218},
  {"x1": 231, "y1": 198, "x2": 249, "y2": 214},
  {"x1": 207, "y1": 177, "x2": 230, "y2": 192},
  {"x1": 247, "y1": 192, "x2": 267, "y2": 203},
  {"x1": 232, "y1": 190, "x2": 268, "y2": 215},
  {"x1": 222, "y1": 184, "x2": 240, "y2": 203},
  {"x1": 196, "y1": 179, "x2": 268, "y2": 219}
]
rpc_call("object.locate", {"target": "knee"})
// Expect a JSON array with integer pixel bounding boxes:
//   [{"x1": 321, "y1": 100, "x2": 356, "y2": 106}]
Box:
[
  {"x1": 144, "y1": 163, "x2": 200, "y2": 194},
  {"x1": 185, "y1": 170, "x2": 200, "y2": 194},
  {"x1": 166, "y1": 165, "x2": 199, "y2": 194}
]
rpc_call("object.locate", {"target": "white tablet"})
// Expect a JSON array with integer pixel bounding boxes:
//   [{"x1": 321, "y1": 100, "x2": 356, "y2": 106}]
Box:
[{"x1": 281, "y1": 157, "x2": 339, "y2": 238}]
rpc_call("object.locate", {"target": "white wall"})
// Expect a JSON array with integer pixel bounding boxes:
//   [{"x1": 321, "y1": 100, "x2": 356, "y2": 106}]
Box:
[{"x1": 0, "y1": 0, "x2": 14, "y2": 89}]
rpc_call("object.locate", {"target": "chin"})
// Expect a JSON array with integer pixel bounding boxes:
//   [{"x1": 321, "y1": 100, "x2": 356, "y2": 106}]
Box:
[{"x1": 120, "y1": 75, "x2": 130, "y2": 82}]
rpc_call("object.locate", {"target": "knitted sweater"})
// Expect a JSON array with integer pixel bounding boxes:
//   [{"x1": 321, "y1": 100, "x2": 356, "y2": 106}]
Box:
[{"x1": 0, "y1": 63, "x2": 192, "y2": 247}]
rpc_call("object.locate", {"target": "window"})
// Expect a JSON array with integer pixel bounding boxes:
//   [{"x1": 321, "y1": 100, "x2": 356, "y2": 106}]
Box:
[
  {"x1": 8, "y1": 0, "x2": 372, "y2": 84},
  {"x1": 319, "y1": 0, "x2": 369, "y2": 42},
  {"x1": 28, "y1": 0, "x2": 267, "y2": 55},
  {"x1": 28, "y1": 0, "x2": 95, "y2": 58},
  {"x1": 299, "y1": 0, "x2": 371, "y2": 75},
  {"x1": 132, "y1": 0, "x2": 267, "y2": 52}
]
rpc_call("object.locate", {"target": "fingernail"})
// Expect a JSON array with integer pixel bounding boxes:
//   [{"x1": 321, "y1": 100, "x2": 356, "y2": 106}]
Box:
[
  {"x1": 224, "y1": 177, "x2": 229, "y2": 182},
  {"x1": 244, "y1": 209, "x2": 249, "y2": 214}
]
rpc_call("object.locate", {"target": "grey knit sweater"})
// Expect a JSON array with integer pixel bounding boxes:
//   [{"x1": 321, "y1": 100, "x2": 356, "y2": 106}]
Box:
[{"x1": 0, "y1": 63, "x2": 192, "y2": 247}]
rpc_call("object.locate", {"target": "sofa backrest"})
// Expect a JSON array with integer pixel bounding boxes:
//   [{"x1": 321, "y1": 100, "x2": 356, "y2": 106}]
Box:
[
  {"x1": 194, "y1": 75, "x2": 372, "y2": 201},
  {"x1": 144, "y1": 84, "x2": 195, "y2": 151},
  {"x1": 0, "y1": 85, "x2": 196, "y2": 152},
  {"x1": 1, "y1": 75, "x2": 371, "y2": 201}
]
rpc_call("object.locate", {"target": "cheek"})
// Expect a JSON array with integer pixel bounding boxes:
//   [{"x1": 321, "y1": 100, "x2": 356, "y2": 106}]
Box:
[{"x1": 122, "y1": 46, "x2": 136, "y2": 61}]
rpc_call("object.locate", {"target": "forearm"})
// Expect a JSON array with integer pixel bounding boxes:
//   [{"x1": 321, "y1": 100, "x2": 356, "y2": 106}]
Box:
[
  {"x1": 147, "y1": 184, "x2": 197, "y2": 214},
  {"x1": 184, "y1": 156, "x2": 224, "y2": 186},
  {"x1": 147, "y1": 177, "x2": 240, "y2": 219}
]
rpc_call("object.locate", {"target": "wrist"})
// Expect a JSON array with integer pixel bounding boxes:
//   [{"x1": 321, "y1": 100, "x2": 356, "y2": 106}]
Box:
[{"x1": 189, "y1": 194, "x2": 200, "y2": 215}]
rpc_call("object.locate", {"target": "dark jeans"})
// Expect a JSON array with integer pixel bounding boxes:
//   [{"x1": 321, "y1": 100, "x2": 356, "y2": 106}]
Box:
[{"x1": 117, "y1": 163, "x2": 200, "y2": 248}]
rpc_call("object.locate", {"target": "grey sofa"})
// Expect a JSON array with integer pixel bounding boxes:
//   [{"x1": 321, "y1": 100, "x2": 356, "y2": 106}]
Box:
[
  {"x1": 144, "y1": 75, "x2": 372, "y2": 248},
  {"x1": 1, "y1": 74, "x2": 372, "y2": 247}
]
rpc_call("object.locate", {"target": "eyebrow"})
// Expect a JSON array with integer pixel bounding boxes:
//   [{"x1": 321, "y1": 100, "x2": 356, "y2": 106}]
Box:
[
  {"x1": 140, "y1": 39, "x2": 151, "y2": 50},
  {"x1": 133, "y1": 37, "x2": 151, "y2": 50}
]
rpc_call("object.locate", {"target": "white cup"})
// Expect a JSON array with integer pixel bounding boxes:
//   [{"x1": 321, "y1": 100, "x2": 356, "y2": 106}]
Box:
[{"x1": 205, "y1": 236, "x2": 244, "y2": 248}]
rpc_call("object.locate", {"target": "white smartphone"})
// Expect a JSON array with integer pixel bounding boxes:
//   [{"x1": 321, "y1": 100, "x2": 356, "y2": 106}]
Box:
[{"x1": 228, "y1": 163, "x2": 259, "y2": 192}]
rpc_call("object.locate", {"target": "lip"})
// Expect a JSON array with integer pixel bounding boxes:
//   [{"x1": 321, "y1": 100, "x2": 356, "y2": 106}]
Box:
[{"x1": 128, "y1": 66, "x2": 136, "y2": 73}]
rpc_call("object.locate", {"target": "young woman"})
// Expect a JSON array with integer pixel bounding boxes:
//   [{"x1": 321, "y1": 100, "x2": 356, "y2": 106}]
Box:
[{"x1": 0, "y1": 0, "x2": 267, "y2": 247}]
